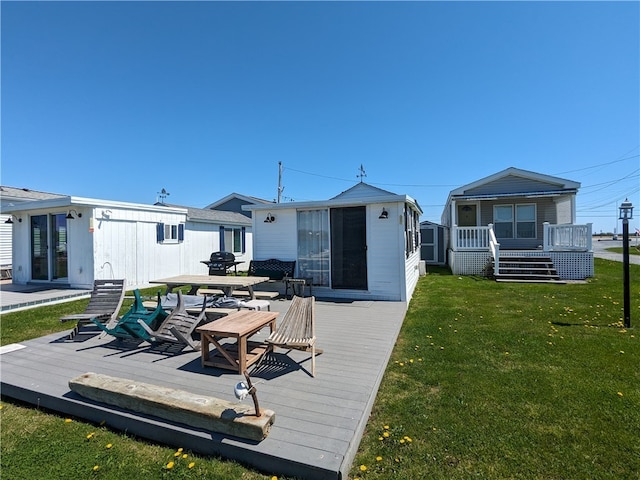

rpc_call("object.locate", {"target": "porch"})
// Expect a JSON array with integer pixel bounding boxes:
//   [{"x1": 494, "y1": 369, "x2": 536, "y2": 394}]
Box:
[{"x1": 448, "y1": 223, "x2": 594, "y2": 280}]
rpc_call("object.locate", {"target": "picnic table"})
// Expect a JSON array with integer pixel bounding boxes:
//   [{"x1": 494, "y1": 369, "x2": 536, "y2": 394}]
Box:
[{"x1": 149, "y1": 275, "x2": 270, "y2": 299}]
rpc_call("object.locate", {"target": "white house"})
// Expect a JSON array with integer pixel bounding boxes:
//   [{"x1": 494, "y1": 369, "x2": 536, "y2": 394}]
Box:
[
  {"x1": 244, "y1": 182, "x2": 423, "y2": 302},
  {"x1": 3, "y1": 196, "x2": 252, "y2": 289},
  {"x1": 0, "y1": 186, "x2": 66, "y2": 278},
  {"x1": 442, "y1": 167, "x2": 593, "y2": 280}
]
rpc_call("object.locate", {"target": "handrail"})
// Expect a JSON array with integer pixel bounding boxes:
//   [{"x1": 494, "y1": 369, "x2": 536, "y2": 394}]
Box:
[
  {"x1": 543, "y1": 223, "x2": 592, "y2": 251},
  {"x1": 451, "y1": 226, "x2": 490, "y2": 250},
  {"x1": 488, "y1": 224, "x2": 500, "y2": 276}
]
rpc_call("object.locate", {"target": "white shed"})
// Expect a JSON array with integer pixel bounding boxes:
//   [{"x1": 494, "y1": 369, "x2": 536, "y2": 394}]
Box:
[
  {"x1": 3, "y1": 196, "x2": 252, "y2": 289},
  {"x1": 244, "y1": 183, "x2": 423, "y2": 302}
]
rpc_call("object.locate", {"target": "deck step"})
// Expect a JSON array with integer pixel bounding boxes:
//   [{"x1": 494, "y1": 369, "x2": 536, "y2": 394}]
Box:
[{"x1": 491, "y1": 255, "x2": 563, "y2": 283}]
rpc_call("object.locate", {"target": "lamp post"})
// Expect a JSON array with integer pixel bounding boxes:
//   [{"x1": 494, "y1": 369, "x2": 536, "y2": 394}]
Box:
[{"x1": 619, "y1": 199, "x2": 634, "y2": 328}]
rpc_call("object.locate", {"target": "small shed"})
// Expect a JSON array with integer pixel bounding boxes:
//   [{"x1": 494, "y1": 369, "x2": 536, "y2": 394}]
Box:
[
  {"x1": 420, "y1": 220, "x2": 447, "y2": 266},
  {"x1": 244, "y1": 182, "x2": 423, "y2": 302},
  {"x1": 3, "y1": 196, "x2": 252, "y2": 289}
]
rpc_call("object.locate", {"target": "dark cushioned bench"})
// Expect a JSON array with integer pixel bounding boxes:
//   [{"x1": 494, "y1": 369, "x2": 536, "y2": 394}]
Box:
[{"x1": 248, "y1": 259, "x2": 296, "y2": 281}]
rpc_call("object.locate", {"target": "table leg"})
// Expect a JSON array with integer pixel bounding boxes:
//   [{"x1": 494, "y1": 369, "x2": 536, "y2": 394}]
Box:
[
  {"x1": 200, "y1": 334, "x2": 211, "y2": 367},
  {"x1": 238, "y1": 336, "x2": 247, "y2": 373}
]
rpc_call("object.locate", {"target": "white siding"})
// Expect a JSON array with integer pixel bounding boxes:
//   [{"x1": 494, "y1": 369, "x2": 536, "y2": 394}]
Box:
[
  {"x1": 253, "y1": 211, "x2": 298, "y2": 262},
  {"x1": 366, "y1": 203, "x2": 404, "y2": 300}
]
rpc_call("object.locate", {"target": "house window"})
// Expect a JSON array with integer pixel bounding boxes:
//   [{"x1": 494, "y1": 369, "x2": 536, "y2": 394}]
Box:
[
  {"x1": 493, "y1": 205, "x2": 514, "y2": 238},
  {"x1": 493, "y1": 204, "x2": 537, "y2": 239},
  {"x1": 219, "y1": 226, "x2": 245, "y2": 254},
  {"x1": 405, "y1": 205, "x2": 420, "y2": 257},
  {"x1": 156, "y1": 223, "x2": 184, "y2": 243},
  {"x1": 516, "y1": 204, "x2": 536, "y2": 238}
]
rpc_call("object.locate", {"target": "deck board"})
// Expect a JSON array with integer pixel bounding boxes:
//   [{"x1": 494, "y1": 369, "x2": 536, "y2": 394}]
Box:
[{"x1": 0, "y1": 298, "x2": 407, "y2": 480}]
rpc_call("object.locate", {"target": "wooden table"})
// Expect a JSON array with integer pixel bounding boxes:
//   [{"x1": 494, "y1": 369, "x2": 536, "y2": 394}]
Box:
[
  {"x1": 196, "y1": 310, "x2": 279, "y2": 373},
  {"x1": 149, "y1": 275, "x2": 270, "y2": 299}
]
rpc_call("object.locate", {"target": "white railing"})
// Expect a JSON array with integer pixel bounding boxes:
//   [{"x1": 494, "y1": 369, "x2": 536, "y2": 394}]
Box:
[
  {"x1": 543, "y1": 223, "x2": 592, "y2": 252},
  {"x1": 451, "y1": 226, "x2": 490, "y2": 250},
  {"x1": 488, "y1": 224, "x2": 500, "y2": 276}
]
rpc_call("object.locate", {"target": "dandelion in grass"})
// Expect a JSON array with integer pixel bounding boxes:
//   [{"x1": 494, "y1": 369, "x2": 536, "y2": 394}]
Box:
[
  {"x1": 378, "y1": 436, "x2": 384, "y2": 441},
  {"x1": 106, "y1": 443, "x2": 113, "y2": 449},
  {"x1": 404, "y1": 436, "x2": 412, "y2": 443},
  {"x1": 174, "y1": 451, "x2": 181, "y2": 457},
  {"x1": 399, "y1": 362, "x2": 404, "y2": 367},
  {"x1": 93, "y1": 465, "x2": 100, "y2": 472},
  {"x1": 189, "y1": 462, "x2": 196, "y2": 469},
  {"x1": 618, "y1": 392, "x2": 624, "y2": 397},
  {"x1": 399, "y1": 439, "x2": 405, "y2": 444},
  {"x1": 86, "y1": 432, "x2": 95, "y2": 440},
  {"x1": 64, "y1": 418, "x2": 72, "y2": 423},
  {"x1": 383, "y1": 425, "x2": 390, "y2": 430},
  {"x1": 271, "y1": 476, "x2": 277, "y2": 480},
  {"x1": 376, "y1": 456, "x2": 383, "y2": 462},
  {"x1": 166, "y1": 461, "x2": 175, "y2": 470},
  {"x1": 360, "y1": 464, "x2": 367, "y2": 472},
  {"x1": 383, "y1": 431, "x2": 390, "y2": 438},
  {"x1": 182, "y1": 454, "x2": 188, "y2": 459}
]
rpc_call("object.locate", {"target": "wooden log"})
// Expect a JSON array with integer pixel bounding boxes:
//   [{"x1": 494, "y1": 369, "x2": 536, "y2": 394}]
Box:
[{"x1": 68, "y1": 372, "x2": 274, "y2": 441}]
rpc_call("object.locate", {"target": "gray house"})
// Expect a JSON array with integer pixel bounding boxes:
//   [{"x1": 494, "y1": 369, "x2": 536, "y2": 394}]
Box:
[{"x1": 441, "y1": 167, "x2": 593, "y2": 280}]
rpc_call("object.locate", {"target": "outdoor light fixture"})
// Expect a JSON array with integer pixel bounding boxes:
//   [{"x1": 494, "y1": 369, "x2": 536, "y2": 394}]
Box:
[
  {"x1": 4, "y1": 215, "x2": 22, "y2": 224},
  {"x1": 66, "y1": 209, "x2": 82, "y2": 220},
  {"x1": 234, "y1": 371, "x2": 262, "y2": 417},
  {"x1": 619, "y1": 199, "x2": 633, "y2": 329},
  {"x1": 379, "y1": 208, "x2": 389, "y2": 219},
  {"x1": 264, "y1": 213, "x2": 275, "y2": 223}
]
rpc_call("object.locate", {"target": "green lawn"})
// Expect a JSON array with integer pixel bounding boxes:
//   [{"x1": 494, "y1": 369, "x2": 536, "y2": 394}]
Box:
[{"x1": 1, "y1": 259, "x2": 639, "y2": 479}]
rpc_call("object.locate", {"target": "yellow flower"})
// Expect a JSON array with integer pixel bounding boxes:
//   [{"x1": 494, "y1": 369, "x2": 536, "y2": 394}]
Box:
[
  {"x1": 166, "y1": 461, "x2": 175, "y2": 469},
  {"x1": 404, "y1": 436, "x2": 412, "y2": 442},
  {"x1": 399, "y1": 362, "x2": 404, "y2": 366},
  {"x1": 617, "y1": 392, "x2": 624, "y2": 397},
  {"x1": 359, "y1": 464, "x2": 367, "y2": 472},
  {"x1": 271, "y1": 477, "x2": 277, "y2": 480},
  {"x1": 376, "y1": 456, "x2": 383, "y2": 461},
  {"x1": 188, "y1": 462, "x2": 196, "y2": 469},
  {"x1": 177, "y1": 447, "x2": 184, "y2": 452},
  {"x1": 400, "y1": 439, "x2": 405, "y2": 444},
  {"x1": 378, "y1": 436, "x2": 383, "y2": 441},
  {"x1": 65, "y1": 418, "x2": 72, "y2": 423},
  {"x1": 86, "y1": 432, "x2": 95, "y2": 439},
  {"x1": 174, "y1": 451, "x2": 181, "y2": 457},
  {"x1": 182, "y1": 454, "x2": 188, "y2": 459},
  {"x1": 383, "y1": 425, "x2": 390, "y2": 429},
  {"x1": 106, "y1": 443, "x2": 113, "y2": 449},
  {"x1": 93, "y1": 465, "x2": 100, "y2": 472},
  {"x1": 383, "y1": 431, "x2": 390, "y2": 438}
]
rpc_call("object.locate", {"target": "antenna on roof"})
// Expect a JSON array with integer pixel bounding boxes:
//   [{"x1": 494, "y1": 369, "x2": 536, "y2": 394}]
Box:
[
  {"x1": 357, "y1": 164, "x2": 367, "y2": 183},
  {"x1": 157, "y1": 188, "x2": 170, "y2": 204}
]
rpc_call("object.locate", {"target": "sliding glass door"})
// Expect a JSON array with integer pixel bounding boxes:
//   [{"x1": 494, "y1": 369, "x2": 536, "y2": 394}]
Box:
[{"x1": 31, "y1": 213, "x2": 69, "y2": 281}]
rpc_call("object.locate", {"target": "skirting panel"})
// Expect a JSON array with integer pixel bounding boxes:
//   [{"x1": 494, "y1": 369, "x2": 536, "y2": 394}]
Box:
[{"x1": 449, "y1": 251, "x2": 491, "y2": 276}]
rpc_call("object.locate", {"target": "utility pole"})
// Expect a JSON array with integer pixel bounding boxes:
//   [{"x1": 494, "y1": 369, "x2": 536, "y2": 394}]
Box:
[{"x1": 277, "y1": 162, "x2": 284, "y2": 204}]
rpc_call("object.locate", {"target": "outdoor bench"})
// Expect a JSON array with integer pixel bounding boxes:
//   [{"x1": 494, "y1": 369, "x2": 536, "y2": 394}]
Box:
[{"x1": 248, "y1": 259, "x2": 296, "y2": 281}]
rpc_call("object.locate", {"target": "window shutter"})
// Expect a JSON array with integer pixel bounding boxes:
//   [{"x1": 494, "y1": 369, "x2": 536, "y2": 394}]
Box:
[
  {"x1": 178, "y1": 224, "x2": 185, "y2": 242},
  {"x1": 219, "y1": 226, "x2": 225, "y2": 251},
  {"x1": 157, "y1": 223, "x2": 165, "y2": 242},
  {"x1": 241, "y1": 227, "x2": 246, "y2": 253}
]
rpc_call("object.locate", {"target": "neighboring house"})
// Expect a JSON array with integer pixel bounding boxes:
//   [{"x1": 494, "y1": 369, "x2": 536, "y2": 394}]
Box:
[
  {"x1": 204, "y1": 192, "x2": 273, "y2": 218},
  {"x1": 0, "y1": 186, "x2": 66, "y2": 278},
  {"x1": 244, "y1": 182, "x2": 423, "y2": 302},
  {"x1": 441, "y1": 167, "x2": 593, "y2": 280},
  {"x1": 3, "y1": 195, "x2": 252, "y2": 289}
]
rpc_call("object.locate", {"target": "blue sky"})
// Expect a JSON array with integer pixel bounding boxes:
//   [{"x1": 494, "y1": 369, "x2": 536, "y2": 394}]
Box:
[{"x1": 2, "y1": 1, "x2": 638, "y2": 233}]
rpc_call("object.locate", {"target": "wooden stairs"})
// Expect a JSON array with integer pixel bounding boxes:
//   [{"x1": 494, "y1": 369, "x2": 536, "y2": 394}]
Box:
[{"x1": 490, "y1": 255, "x2": 565, "y2": 284}]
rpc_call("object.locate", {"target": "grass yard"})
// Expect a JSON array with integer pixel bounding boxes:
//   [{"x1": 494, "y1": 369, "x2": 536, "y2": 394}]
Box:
[
  {"x1": 1, "y1": 258, "x2": 639, "y2": 479},
  {"x1": 351, "y1": 258, "x2": 639, "y2": 479}
]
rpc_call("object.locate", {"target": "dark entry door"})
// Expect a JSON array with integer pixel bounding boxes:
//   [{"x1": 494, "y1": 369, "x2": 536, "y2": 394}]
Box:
[{"x1": 330, "y1": 206, "x2": 367, "y2": 290}]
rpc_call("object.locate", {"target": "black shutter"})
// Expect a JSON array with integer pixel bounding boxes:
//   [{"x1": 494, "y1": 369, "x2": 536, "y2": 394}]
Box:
[
  {"x1": 178, "y1": 224, "x2": 185, "y2": 242},
  {"x1": 219, "y1": 226, "x2": 225, "y2": 251},
  {"x1": 157, "y1": 223, "x2": 165, "y2": 242}
]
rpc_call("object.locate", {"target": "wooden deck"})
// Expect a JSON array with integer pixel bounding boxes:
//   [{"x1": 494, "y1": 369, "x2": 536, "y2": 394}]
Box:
[{"x1": 0, "y1": 297, "x2": 407, "y2": 480}]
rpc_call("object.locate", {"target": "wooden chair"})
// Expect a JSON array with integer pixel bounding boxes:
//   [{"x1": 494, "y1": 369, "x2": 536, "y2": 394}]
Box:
[
  {"x1": 60, "y1": 279, "x2": 126, "y2": 339},
  {"x1": 125, "y1": 290, "x2": 208, "y2": 351},
  {"x1": 265, "y1": 295, "x2": 321, "y2": 377}
]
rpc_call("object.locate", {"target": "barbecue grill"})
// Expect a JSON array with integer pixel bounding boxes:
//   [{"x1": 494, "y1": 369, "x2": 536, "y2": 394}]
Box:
[{"x1": 201, "y1": 251, "x2": 239, "y2": 276}]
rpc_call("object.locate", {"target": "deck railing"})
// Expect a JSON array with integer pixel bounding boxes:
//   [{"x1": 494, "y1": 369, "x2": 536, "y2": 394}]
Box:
[
  {"x1": 488, "y1": 224, "x2": 500, "y2": 276},
  {"x1": 543, "y1": 223, "x2": 592, "y2": 252},
  {"x1": 451, "y1": 226, "x2": 490, "y2": 250},
  {"x1": 451, "y1": 223, "x2": 593, "y2": 253}
]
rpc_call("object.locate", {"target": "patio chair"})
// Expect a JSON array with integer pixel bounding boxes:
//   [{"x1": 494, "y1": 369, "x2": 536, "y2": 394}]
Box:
[
  {"x1": 90, "y1": 289, "x2": 168, "y2": 340},
  {"x1": 265, "y1": 295, "x2": 321, "y2": 377},
  {"x1": 123, "y1": 290, "x2": 208, "y2": 351},
  {"x1": 60, "y1": 279, "x2": 126, "y2": 339}
]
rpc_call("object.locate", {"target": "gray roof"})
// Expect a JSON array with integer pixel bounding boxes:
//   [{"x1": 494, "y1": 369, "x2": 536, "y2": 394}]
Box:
[
  {"x1": 157, "y1": 202, "x2": 251, "y2": 226},
  {"x1": 0, "y1": 186, "x2": 66, "y2": 204}
]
